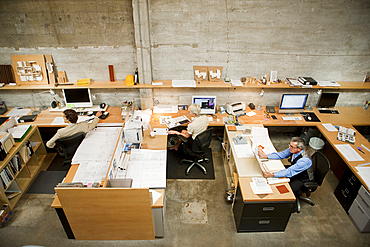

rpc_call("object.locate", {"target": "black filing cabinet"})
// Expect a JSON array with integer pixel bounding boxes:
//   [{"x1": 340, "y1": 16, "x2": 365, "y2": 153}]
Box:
[
  {"x1": 334, "y1": 167, "x2": 362, "y2": 213},
  {"x1": 233, "y1": 186, "x2": 294, "y2": 232}
]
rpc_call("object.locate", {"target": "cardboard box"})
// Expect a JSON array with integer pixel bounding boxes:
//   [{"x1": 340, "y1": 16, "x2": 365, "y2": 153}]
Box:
[{"x1": 0, "y1": 204, "x2": 12, "y2": 228}]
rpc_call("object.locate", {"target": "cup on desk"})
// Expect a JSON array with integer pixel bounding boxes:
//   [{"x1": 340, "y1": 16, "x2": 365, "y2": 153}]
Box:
[{"x1": 150, "y1": 131, "x2": 155, "y2": 138}]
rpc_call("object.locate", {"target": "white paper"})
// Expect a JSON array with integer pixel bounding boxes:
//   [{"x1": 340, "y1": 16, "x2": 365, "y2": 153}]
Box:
[
  {"x1": 231, "y1": 79, "x2": 243, "y2": 86},
  {"x1": 250, "y1": 177, "x2": 273, "y2": 194},
  {"x1": 6, "y1": 108, "x2": 31, "y2": 117},
  {"x1": 152, "y1": 82, "x2": 163, "y2": 86},
  {"x1": 171, "y1": 80, "x2": 196, "y2": 87},
  {"x1": 263, "y1": 160, "x2": 285, "y2": 172},
  {"x1": 51, "y1": 117, "x2": 68, "y2": 125},
  {"x1": 317, "y1": 81, "x2": 340, "y2": 87},
  {"x1": 267, "y1": 177, "x2": 290, "y2": 185},
  {"x1": 246, "y1": 111, "x2": 256, "y2": 117},
  {"x1": 334, "y1": 144, "x2": 365, "y2": 161},
  {"x1": 150, "y1": 189, "x2": 162, "y2": 204},
  {"x1": 355, "y1": 167, "x2": 370, "y2": 188},
  {"x1": 322, "y1": 123, "x2": 338, "y2": 132},
  {"x1": 234, "y1": 144, "x2": 255, "y2": 158},
  {"x1": 126, "y1": 149, "x2": 167, "y2": 188},
  {"x1": 7, "y1": 124, "x2": 31, "y2": 139}
]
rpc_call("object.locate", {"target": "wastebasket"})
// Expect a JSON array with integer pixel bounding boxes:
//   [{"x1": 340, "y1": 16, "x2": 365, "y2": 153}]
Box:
[{"x1": 309, "y1": 137, "x2": 325, "y2": 152}]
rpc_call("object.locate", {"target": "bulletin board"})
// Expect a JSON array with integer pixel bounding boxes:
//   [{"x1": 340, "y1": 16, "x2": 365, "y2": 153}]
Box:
[
  {"x1": 11, "y1": 55, "x2": 49, "y2": 85},
  {"x1": 208, "y1": 66, "x2": 223, "y2": 82},
  {"x1": 193, "y1": 66, "x2": 208, "y2": 83}
]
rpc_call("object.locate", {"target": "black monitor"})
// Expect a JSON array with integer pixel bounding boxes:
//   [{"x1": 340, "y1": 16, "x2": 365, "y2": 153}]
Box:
[
  {"x1": 63, "y1": 88, "x2": 93, "y2": 108},
  {"x1": 317, "y1": 92, "x2": 339, "y2": 108},
  {"x1": 278, "y1": 94, "x2": 308, "y2": 114}
]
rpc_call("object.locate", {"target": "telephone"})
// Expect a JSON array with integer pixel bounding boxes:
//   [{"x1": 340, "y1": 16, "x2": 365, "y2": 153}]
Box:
[{"x1": 226, "y1": 102, "x2": 246, "y2": 117}]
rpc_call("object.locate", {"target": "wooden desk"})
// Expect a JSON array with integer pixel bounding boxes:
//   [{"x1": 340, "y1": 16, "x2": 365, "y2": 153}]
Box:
[{"x1": 51, "y1": 125, "x2": 166, "y2": 240}]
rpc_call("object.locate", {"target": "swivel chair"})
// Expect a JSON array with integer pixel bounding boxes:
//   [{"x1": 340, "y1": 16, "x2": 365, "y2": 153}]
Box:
[
  {"x1": 55, "y1": 132, "x2": 86, "y2": 166},
  {"x1": 296, "y1": 151, "x2": 331, "y2": 213},
  {"x1": 180, "y1": 128, "x2": 213, "y2": 175}
]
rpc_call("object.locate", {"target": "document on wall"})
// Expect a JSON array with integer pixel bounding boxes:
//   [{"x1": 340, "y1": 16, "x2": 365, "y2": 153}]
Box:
[
  {"x1": 153, "y1": 105, "x2": 178, "y2": 113},
  {"x1": 171, "y1": 80, "x2": 196, "y2": 87},
  {"x1": 126, "y1": 149, "x2": 167, "y2": 188},
  {"x1": 250, "y1": 177, "x2": 273, "y2": 194},
  {"x1": 334, "y1": 144, "x2": 364, "y2": 162}
]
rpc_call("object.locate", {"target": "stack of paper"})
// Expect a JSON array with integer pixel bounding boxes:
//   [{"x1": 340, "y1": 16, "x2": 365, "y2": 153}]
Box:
[{"x1": 250, "y1": 177, "x2": 273, "y2": 194}]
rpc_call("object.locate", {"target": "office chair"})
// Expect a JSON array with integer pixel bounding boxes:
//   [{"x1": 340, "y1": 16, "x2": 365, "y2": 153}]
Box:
[
  {"x1": 55, "y1": 132, "x2": 86, "y2": 166},
  {"x1": 179, "y1": 128, "x2": 213, "y2": 175},
  {"x1": 296, "y1": 152, "x2": 331, "y2": 213}
]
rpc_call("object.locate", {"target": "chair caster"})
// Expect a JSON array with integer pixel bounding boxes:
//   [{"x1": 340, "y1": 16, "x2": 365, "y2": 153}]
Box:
[{"x1": 310, "y1": 202, "x2": 315, "y2": 206}]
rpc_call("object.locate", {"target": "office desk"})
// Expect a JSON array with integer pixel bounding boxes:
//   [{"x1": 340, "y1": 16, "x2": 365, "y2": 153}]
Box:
[
  {"x1": 222, "y1": 126, "x2": 296, "y2": 232},
  {"x1": 6, "y1": 106, "x2": 370, "y2": 235}
]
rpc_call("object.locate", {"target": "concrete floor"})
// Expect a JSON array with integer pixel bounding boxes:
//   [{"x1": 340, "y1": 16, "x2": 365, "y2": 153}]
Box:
[{"x1": 1, "y1": 132, "x2": 370, "y2": 247}]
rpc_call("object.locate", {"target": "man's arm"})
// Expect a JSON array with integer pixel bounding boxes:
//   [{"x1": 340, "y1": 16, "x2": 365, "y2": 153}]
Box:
[
  {"x1": 85, "y1": 117, "x2": 99, "y2": 132},
  {"x1": 272, "y1": 157, "x2": 312, "y2": 178},
  {"x1": 46, "y1": 131, "x2": 61, "y2": 148}
]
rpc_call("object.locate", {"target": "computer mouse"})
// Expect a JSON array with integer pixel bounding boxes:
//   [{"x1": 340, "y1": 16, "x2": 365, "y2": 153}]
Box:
[{"x1": 308, "y1": 116, "x2": 312, "y2": 120}]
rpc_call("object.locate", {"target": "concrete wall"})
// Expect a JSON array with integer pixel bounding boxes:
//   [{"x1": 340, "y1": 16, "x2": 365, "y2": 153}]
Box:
[{"x1": 0, "y1": 0, "x2": 369, "y2": 108}]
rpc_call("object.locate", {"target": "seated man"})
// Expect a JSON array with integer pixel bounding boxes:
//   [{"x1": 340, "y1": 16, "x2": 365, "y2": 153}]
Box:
[
  {"x1": 258, "y1": 137, "x2": 313, "y2": 194},
  {"x1": 46, "y1": 109, "x2": 102, "y2": 148},
  {"x1": 167, "y1": 103, "x2": 208, "y2": 151}
]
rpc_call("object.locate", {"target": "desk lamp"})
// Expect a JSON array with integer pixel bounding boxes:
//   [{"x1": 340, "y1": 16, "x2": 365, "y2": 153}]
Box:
[{"x1": 32, "y1": 89, "x2": 55, "y2": 115}]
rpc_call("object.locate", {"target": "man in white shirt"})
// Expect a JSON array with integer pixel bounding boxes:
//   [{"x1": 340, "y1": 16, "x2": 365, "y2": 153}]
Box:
[
  {"x1": 46, "y1": 109, "x2": 102, "y2": 148},
  {"x1": 167, "y1": 104, "x2": 208, "y2": 151}
]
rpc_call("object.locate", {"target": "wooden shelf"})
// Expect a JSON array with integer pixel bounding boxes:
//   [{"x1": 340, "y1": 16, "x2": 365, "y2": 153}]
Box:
[{"x1": 0, "y1": 80, "x2": 369, "y2": 90}]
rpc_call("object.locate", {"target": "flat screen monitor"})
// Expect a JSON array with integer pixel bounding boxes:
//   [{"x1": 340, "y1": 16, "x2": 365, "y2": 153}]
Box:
[
  {"x1": 192, "y1": 96, "x2": 216, "y2": 114},
  {"x1": 63, "y1": 88, "x2": 93, "y2": 108},
  {"x1": 317, "y1": 92, "x2": 339, "y2": 108},
  {"x1": 278, "y1": 94, "x2": 308, "y2": 114}
]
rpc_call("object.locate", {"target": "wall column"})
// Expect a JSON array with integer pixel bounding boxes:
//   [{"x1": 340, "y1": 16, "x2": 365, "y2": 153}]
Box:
[{"x1": 132, "y1": 0, "x2": 153, "y2": 109}]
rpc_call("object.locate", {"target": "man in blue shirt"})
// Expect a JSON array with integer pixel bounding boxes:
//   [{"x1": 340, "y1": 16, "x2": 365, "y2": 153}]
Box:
[{"x1": 258, "y1": 137, "x2": 313, "y2": 194}]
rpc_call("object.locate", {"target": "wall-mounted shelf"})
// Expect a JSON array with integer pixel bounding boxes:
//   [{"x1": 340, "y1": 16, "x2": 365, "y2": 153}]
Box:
[{"x1": 0, "y1": 80, "x2": 369, "y2": 90}]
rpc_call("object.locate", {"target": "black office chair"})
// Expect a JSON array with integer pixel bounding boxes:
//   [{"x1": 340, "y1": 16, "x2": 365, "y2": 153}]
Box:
[
  {"x1": 179, "y1": 128, "x2": 213, "y2": 175},
  {"x1": 55, "y1": 132, "x2": 86, "y2": 166},
  {"x1": 296, "y1": 152, "x2": 331, "y2": 213}
]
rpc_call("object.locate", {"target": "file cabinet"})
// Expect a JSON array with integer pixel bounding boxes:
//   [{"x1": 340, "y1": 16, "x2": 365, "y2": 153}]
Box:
[
  {"x1": 349, "y1": 186, "x2": 370, "y2": 233},
  {"x1": 334, "y1": 167, "x2": 362, "y2": 213},
  {"x1": 233, "y1": 181, "x2": 295, "y2": 232}
]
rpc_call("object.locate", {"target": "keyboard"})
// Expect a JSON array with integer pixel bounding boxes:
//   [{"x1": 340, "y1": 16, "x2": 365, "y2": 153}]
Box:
[{"x1": 319, "y1": 109, "x2": 339, "y2": 114}]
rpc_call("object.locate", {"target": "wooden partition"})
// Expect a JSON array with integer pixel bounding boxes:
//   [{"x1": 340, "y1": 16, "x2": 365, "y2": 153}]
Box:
[{"x1": 55, "y1": 188, "x2": 155, "y2": 240}]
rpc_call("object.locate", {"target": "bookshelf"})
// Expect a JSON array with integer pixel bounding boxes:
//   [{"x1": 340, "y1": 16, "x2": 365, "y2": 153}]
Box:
[{"x1": 0, "y1": 126, "x2": 52, "y2": 209}]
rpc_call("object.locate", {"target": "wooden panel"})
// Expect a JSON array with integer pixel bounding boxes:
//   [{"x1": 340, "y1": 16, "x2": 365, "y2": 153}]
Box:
[
  {"x1": 55, "y1": 188, "x2": 155, "y2": 240},
  {"x1": 44, "y1": 55, "x2": 56, "y2": 84}
]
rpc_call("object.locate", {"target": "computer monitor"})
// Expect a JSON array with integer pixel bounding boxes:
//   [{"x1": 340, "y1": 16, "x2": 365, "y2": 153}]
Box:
[
  {"x1": 63, "y1": 88, "x2": 93, "y2": 108},
  {"x1": 192, "y1": 96, "x2": 216, "y2": 114},
  {"x1": 317, "y1": 92, "x2": 339, "y2": 108},
  {"x1": 278, "y1": 94, "x2": 308, "y2": 114}
]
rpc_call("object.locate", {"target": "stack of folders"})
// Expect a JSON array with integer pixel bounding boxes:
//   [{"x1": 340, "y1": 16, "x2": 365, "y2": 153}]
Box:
[
  {"x1": 298, "y1": 77, "x2": 318, "y2": 85},
  {"x1": 285, "y1": 78, "x2": 302, "y2": 87}
]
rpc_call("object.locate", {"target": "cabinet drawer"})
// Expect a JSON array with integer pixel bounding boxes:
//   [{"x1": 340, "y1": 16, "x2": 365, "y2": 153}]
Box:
[
  {"x1": 348, "y1": 199, "x2": 370, "y2": 233},
  {"x1": 238, "y1": 217, "x2": 290, "y2": 232},
  {"x1": 334, "y1": 167, "x2": 362, "y2": 212},
  {"x1": 241, "y1": 202, "x2": 293, "y2": 218}
]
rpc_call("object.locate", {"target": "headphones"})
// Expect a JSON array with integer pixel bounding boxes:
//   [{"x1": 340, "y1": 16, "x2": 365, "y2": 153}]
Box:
[{"x1": 100, "y1": 103, "x2": 106, "y2": 109}]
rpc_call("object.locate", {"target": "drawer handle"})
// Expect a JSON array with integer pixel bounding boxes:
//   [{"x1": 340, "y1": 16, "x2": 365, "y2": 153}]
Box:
[
  {"x1": 259, "y1": 220, "x2": 270, "y2": 225},
  {"x1": 348, "y1": 178, "x2": 354, "y2": 186},
  {"x1": 263, "y1": 207, "x2": 275, "y2": 211},
  {"x1": 361, "y1": 197, "x2": 370, "y2": 209},
  {"x1": 358, "y1": 205, "x2": 365, "y2": 215},
  {"x1": 341, "y1": 188, "x2": 349, "y2": 197}
]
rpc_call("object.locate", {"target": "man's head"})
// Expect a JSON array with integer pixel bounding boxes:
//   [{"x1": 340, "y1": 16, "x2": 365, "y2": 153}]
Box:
[
  {"x1": 189, "y1": 103, "x2": 201, "y2": 117},
  {"x1": 289, "y1": 137, "x2": 304, "y2": 154},
  {"x1": 63, "y1": 109, "x2": 78, "y2": 123}
]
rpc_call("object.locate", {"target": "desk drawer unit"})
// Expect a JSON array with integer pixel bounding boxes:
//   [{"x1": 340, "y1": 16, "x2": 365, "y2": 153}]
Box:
[
  {"x1": 348, "y1": 186, "x2": 370, "y2": 233},
  {"x1": 334, "y1": 167, "x2": 362, "y2": 212},
  {"x1": 233, "y1": 186, "x2": 294, "y2": 232}
]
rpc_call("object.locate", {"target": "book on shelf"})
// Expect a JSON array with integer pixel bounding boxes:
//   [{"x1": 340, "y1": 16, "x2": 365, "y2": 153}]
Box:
[
  {"x1": 77, "y1": 78, "x2": 91, "y2": 86},
  {"x1": 285, "y1": 78, "x2": 302, "y2": 87},
  {"x1": 317, "y1": 81, "x2": 340, "y2": 87},
  {"x1": 298, "y1": 77, "x2": 318, "y2": 85},
  {"x1": 5, "y1": 180, "x2": 21, "y2": 199}
]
